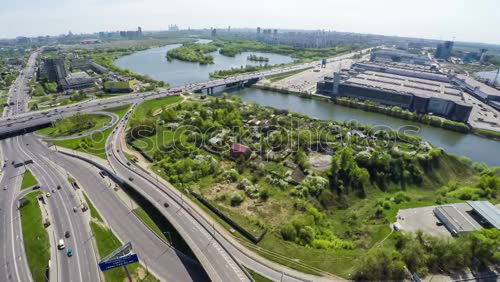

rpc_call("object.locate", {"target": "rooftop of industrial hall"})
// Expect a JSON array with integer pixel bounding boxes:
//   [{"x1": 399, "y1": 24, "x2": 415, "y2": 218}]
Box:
[{"x1": 343, "y1": 70, "x2": 464, "y2": 101}]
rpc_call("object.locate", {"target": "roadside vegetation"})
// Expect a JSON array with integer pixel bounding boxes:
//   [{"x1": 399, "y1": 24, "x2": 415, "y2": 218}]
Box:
[
  {"x1": 29, "y1": 91, "x2": 89, "y2": 111},
  {"x1": 244, "y1": 267, "x2": 272, "y2": 282},
  {"x1": 166, "y1": 43, "x2": 217, "y2": 64},
  {"x1": 131, "y1": 95, "x2": 182, "y2": 118},
  {"x1": 37, "y1": 113, "x2": 112, "y2": 138},
  {"x1": 21, "y1": 169, "x2": 38, "y2": 190},
  {"x1": 127, "y1": 94, "x2": 500, "y2": 279},
  {"x1": 51, "y1": 105, "x2": 130, "y2": 159},
  {"x1": 20, "y1": 192, "x2": 50, "y2": 282},
  {"x1": 265, "y1": 67, "x2": 313, "y2": 83},
  {"x1": 210, "y1": 64, "x2": 285, "y2": 78},
  {"x1": 85, "y1": 192, "x2": 158, "y2": 282},
  {"x1": 334, "y1": 97, "x2": 471, "y2": 133}
]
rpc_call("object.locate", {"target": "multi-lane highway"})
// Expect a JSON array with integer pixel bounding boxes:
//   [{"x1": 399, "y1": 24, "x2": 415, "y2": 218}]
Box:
[
  {"x1": 30, "y1": 134, "x2": 211, "y2": 281},
  {"x1": 0, "y1": 47, "x2": 371, "y2": 138},
  {"x1": 1, "y1": 50, "x2": 100, "y2": 282},
  {"x1": 102, "y1": 98, "x2": 338, "y2": 282},
  {"x1": 0, "y1": 48, "x2": 366, "y2": 281},
  {"x1": 105, "y1": 106, "x2": 252, "y2": 281}
]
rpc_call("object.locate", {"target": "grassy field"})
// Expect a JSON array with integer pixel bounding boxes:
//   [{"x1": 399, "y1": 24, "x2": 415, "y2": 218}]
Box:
[
  {"x1": 265, "y1": 67, "x2": 313, "y2": 83},
  {"x1": 133, "y1": 208, "x2": 169, "y2": 242},
  {"x1": 52, "y1": 105, "x2": 130, "y2": 159},
  {"x1": 20, "y1": 192, "x2": 50, "y2": 282},
  {"x1": 244, "y1": 267, "x2": 273, "y2": 282},
  {"x1": 36, "y1": 114, "x2": 112, "y2": 138},
  {"x1": 83, "y1": 192, "x2": 103, "y2": 222},
  {"x1": 21, "y1": 169, "x2": 38, "y2": 190},
  {"x1": 0, "y1": 95, "x2": 7, "y2": 114},
  {"x1": 132, "y1": 95, "x2": 182, "y2": 117}
]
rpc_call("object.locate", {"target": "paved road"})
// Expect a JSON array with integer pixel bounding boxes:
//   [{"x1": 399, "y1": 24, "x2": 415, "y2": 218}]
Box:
[
  {"x1": 106, "y1": 107, "x2": 252, "y2": 282},
  {"x1": 104, "y1": 104, "x2": 337, "y2": 281},
  {"x1": 0, "y1": 48, "x2": 372, "y2": 137},
  {"x1": 3, "y1": 50, "x2": 39, "y2": 117},
  {"x1": 14, "y1": 134, "x2": 101, "y2": 282},
  {"x1": 34, "y1": 138, "x2": 210, "y2": 281},
  {"x1": 0, "y1": 139, "x2": 33, "y2": 282},
  {"x1": 1, "y1": 50, "x2": 100, "y2": 282}
]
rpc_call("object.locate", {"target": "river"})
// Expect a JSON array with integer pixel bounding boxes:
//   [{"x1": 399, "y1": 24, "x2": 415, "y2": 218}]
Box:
[
  {"x1": 115, "y1": 43, "x2": 500, "y2": 167},
  {"x1": 115, "y1": 39, "x2": 294, "y2": 87}
]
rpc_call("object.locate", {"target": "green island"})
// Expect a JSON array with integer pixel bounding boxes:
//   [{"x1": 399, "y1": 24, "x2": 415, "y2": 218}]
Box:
[
  {"x1": 166, "y1": 43, "x2": 218, "y2": 64},
  {"x1": 247, "y1": 54, "x2": 269, "y2": 62},
  {"x1": 214, "y1": 38, "x2": 364, "y2": 61},
  {"x1": 21, "y1": 169, "x2": 39, "y2": 190},
  {"x1": 165, "y1": 38, "x2": 365, "y2": 74},
  {"x1": 20, "y1": 192, "x2": 50, "y2": 282},
  {"x1": 126, "y1": 94, "x2": 499, "y2": 280},
  {"x1": 36, "y1": 113, "x2": 112, "y2": 137}
]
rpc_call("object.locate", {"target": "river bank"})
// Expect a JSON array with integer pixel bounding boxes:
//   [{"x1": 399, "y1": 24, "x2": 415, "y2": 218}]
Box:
[{"x1": 252, "y1": 83, "x2": 500, "y2": 140}]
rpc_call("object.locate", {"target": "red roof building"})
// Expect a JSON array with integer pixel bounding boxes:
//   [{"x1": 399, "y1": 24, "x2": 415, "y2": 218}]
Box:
[{"x1": 231, "y1": 144, "x2": 252, "y2": 159}]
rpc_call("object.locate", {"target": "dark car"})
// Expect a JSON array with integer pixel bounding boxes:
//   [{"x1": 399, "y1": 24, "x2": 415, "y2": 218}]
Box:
[
  {"x1": 65, "y1": 231, "x2": 71, "y2": 238},
  {"x1": 57, "y1": 185, "x2": 61, "y2": 190},
  {"x1": 128, "y1": 177, "x2": 134, "y2": 181}
]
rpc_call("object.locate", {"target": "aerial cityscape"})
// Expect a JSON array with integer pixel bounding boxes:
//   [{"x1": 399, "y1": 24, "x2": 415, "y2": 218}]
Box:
[{"x1": 0, "y1": 1, "x2": 499, "y2": 282}]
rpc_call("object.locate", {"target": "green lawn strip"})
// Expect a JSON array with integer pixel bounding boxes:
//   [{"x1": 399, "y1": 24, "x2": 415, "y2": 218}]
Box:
[
  {"x1": 119, "y1": 182, "x2": 195, "y2": 258},
  {"x1": 265, "y1": 67, "x2": 313, "y2": 82},
  {"x1": 20, "y1": 191, "x2": 50, "y2": 282},
  {"x1": 52, "y1": 105, "x2": 131, "y2": 159},
  {"x1": 133, "y1": 95, "x2": 182, "y2": 117},
  {"x1": 244, "y1": 267, "x2": 273, "y2": 282},
  {"x1": 132, "y1": 208, "x2": 169, "y2": 242},
  {"x1": 90, "y1": 221, "x2": 159, "y2": 282},
  {"x1": 21, "y1": 169, "x2": 38, "y2": 190},
  {"x1": 83, "y1": 192, "x2": 103, "y2": 222},
  {"x1": 36, "y1": 114, "x2": 112, "y2": 138}
]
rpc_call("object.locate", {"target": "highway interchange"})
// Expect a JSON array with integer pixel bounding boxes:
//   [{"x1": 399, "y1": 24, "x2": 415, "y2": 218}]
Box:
[{"x1": 0, "y1": 49, "x2": 365, "y2": 282}]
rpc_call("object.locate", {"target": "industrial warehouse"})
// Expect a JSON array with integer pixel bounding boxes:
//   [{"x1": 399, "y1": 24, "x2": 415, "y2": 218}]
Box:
[
  {"x1": 317, "y1": 60, "x2": 474, "y2": 122},
  {"x1": 433, "y1": 201, "x2": 500, "y2": 236}
]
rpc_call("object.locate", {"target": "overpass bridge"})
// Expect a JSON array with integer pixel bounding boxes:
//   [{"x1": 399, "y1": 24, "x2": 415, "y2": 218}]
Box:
[{"x1": 0, "y1": 48, "x2": 371, "y2": 140}]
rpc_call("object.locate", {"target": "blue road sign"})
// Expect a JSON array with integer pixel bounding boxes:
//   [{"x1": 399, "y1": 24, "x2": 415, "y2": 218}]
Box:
[{"x1": 98, "y1": 253, "x2": 139, "y2": 271}]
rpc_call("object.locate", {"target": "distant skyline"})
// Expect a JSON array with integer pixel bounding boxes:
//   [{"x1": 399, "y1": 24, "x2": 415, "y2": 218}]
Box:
[{"x1": 1, "y1": 0, "x2": 500, "y2": 45}]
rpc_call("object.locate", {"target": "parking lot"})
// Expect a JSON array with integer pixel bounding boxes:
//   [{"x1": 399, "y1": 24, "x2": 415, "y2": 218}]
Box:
[{"x1": 396, "y1": 206, "x2": 451, "y2": 237}]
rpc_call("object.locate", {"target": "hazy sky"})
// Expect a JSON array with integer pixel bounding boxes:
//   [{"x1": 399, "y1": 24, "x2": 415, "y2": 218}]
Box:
[{"x1": 1, "y1": 0, "x2": 499, "y2": 44}]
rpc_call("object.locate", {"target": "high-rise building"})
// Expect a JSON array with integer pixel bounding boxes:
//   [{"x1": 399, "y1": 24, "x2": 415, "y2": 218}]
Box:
[
  {"x1": 41, "y1": 58, "x2": 67, "y2": 82},
  {"x1": 257, "y1": 27, "x2": 261, "y2": 35},
  {"x1": 435, "y1": 41, "x2": 454, "y2": 60},
  {"x1": 211, "y1": 28, "x2": 217, "y2": 37}
]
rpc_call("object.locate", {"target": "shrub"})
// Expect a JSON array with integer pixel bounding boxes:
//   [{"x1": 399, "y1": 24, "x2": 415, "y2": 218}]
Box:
[
  {"x1": 280, "y1": 224, "x2": 297, "y2": 241},
  {"x1": 230, "y1": 191, "x2": 245, "y2": 206}
]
